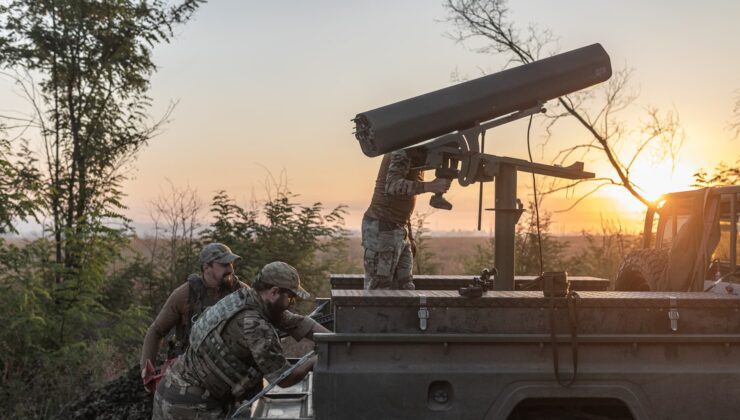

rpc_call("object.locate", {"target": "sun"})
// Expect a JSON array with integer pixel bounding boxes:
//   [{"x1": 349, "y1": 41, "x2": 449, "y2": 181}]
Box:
[
  {"x1": 633, "y1": 162, "x2": 696, "y2": 201},
  {"x1": 607, "y1": 161, "x2": 697, "y2": 213}
]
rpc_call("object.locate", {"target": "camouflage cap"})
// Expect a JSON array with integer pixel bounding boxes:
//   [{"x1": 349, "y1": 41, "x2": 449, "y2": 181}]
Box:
[
  {"x1": 199, "y1": 243, "x2": 241, "y2": 265},
  {"x1": 259, "y1": 261, "x2": 310, "y2": 300}
]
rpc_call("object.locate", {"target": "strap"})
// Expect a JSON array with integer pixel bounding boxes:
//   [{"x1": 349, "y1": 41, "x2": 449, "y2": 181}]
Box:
[
  {"x1": 186, "y1": 275, "x2": 207, "y2": 341},
  {"x1": 549, "y1": 290, "x2": 579, "y2": 387},
  {"x1": 167, "y1": 276, "x2": 204, "y2": 357},
  {"x1": 159, "y1": 381, "x2": 220, "y2": 409}
]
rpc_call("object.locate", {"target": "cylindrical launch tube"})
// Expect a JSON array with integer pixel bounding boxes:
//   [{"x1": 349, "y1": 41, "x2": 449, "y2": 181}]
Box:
[{"x1": 354, "y1": 43, "x2": 612, "y2": 157}]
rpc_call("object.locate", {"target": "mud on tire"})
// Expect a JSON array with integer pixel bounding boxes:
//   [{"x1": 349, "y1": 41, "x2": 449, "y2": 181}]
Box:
[{"x1": 614, "y1": 248, "x2": 669, "y2": 291}]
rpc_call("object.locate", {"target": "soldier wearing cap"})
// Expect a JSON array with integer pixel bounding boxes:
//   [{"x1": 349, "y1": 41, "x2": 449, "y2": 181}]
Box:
[
  {"x1": 152, "y1": 261, "x2": 329, "y2": 419},
  {"x1": 140, "y1": 243, "x2": 248, "y2": 388}
]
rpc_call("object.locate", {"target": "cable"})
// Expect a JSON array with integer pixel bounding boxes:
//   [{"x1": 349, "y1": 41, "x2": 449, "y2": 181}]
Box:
[
  {"x1": 478, "y1": 131, "x2": 486, "y2": 230},
  {"x1": 526, "y1": 115, "x2": 544, "y2": 274},
  {"x1": 526, "y1": 115, "x2": 579, "y2": 387}
]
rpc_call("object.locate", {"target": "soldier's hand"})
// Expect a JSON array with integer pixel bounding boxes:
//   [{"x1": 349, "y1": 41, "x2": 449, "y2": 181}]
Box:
[
  {"x1": 142, "y1": 366, "x2": 154, "y2": 394},
  {"x1": 425, "y1": 178, "x2": 452, "y2": 194}
]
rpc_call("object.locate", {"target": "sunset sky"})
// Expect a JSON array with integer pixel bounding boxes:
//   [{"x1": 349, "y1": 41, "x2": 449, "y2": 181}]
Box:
[{"x1": 5, "y1": 1, "x2": 740, "y2": 235}]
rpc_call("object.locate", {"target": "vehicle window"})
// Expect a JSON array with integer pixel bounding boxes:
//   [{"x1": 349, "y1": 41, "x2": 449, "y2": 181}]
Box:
[
  {"x1": 712, "y1": 219, "x2": 739, "y2": 264},
  {"x1": 659, "y1": 213, "x2": 674, "y2": 248},
  {"x1": 675, "y1": 215, "x2": 689, "y2": 236}
]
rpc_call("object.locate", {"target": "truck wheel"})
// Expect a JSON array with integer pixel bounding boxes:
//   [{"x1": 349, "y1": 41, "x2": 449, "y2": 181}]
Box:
[{"x1": 614, "y1": 248, "x2": 669, "y2": 291}]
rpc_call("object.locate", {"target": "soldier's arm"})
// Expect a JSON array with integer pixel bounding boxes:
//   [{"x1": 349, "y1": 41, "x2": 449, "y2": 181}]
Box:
[
  {"x1": 276, "y1": 310, "x2": 318, "y2": 341},
  {"x1": 385, "y1": 150, "x2": 422, "y2": 196},
  {"x1": 385, "y1": 150, "x2": 451, "y2": 196},
  {"x1": 140, "y1": 284, "x2": 188, "y2": 369},
  {"x1": 304, "y1": 322, "x2": 331, "y2": 340},
  {"x1": 278, "y1": 354, "x2": 318, "y2": 388},
  {"x1": 242, "y1": 316, "x2": 299, "y2": 388},
  {"x1": 275, "y1": 322, "x2": 329, "y2": 386}
]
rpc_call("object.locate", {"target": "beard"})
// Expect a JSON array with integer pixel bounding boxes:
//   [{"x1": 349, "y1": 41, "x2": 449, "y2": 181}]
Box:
[{"x1": 265, "y1": 300, "x2": 286, "y2": 322}]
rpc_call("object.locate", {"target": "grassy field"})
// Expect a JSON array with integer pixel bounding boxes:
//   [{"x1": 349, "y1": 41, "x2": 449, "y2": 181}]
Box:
[
  {"x1": 338, "y1": 235, "x2": 621, "y2": 275},
  {"x1": 6, "y1": 233, "x2": 631, "y2": 278}
]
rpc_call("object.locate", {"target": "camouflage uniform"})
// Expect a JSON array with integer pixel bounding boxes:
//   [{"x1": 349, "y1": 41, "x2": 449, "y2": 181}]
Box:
[
  {"x1": 363, "y1": 150, "x2": 424, "y2": 290},
  {"x1": 152, "y1": 270, "x2": 315, "y2": 419}
]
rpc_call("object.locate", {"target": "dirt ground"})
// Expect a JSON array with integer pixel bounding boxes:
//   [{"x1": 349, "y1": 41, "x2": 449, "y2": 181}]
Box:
[{"x1": 58, "y1": 365, "x2": 153, "y2": 420}]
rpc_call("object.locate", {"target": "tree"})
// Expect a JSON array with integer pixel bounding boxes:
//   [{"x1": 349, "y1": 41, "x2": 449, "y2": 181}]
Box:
[
  {"x1": 463, "y1": 202, "x2": 567, "y2": 275},
  {"x1": 463, "y1": 236, "x2": 495, "y2": 275},
  {"x1": 693, "y1": 159, "x2": 740, "y2": 187},
  {"x1": 0, "y1": 136, "x2": 41, "y2": 234},
  {"x1": 0, "y1": 0, "x2": 203, "y2": 342},
  {"x1": 443, "y1": 0, "x2": 684, "y2": 209},
  {"x1": 514, "y1": 202, "x2": 568, "y2": 275},
  {"x1": 146, "y1": 180, "x2": 204, "y2": 303},
  {"x1": 0, "y1": 1, "x2": 204, "y2": 414},
  {"x1": 566, "y1": 219, "x2": 640, "y2": 280},
  {"x1": 411, "y1": 211, "x2": 441, "y2": 274},
  {"x1": 202, "y1": 182, "x2": 349, "y2": 298},
  {"x1": 202, "y1": 190, "x2": 260, "y2": 280}
]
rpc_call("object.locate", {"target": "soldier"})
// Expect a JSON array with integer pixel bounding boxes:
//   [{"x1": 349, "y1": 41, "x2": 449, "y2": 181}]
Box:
[
  {"x1": 140, "y1": 242, "x2": 248, "y2": 391},
  {"x1": 362, "y1": 149, "x2": 451, "y2": 290},
  {"x1": 152, "y1": 261, "x2": 329, "y2": 419}
]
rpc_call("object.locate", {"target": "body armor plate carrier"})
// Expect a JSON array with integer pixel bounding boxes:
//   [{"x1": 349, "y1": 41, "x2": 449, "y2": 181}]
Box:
[{"x1": 189, "y1": 288, "x2": 265, "y2": 400}]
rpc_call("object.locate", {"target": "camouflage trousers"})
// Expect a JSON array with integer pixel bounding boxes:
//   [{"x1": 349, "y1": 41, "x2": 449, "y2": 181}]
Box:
[
  {"x1": 361, "y1": 216, "x2": 415, "y2": 290},
  {"x1": 152, "y1": 371, "x2": 235, "y2": 419}
]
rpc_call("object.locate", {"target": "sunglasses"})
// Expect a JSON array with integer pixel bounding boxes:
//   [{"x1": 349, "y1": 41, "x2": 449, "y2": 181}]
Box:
[{"x1": 279, "y1": 288, "x2": 298, "y2": 303}]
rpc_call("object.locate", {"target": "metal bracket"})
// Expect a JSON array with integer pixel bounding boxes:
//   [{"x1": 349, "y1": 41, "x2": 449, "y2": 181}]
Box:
[
  {"x1": 418, "y1": 296, "x2": 430, "y2": 331},
  {"x1": 668, "y1": 297, "x2": 679, "y2": 332},
  {"x1": 486, "y1": 198, "x2": 525, "y2": 223}
]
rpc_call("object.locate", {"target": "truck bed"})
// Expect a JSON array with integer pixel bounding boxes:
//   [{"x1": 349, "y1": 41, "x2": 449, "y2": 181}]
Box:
[{"x1": 312, "y1": 289, "x2": 740, "y2": 420}]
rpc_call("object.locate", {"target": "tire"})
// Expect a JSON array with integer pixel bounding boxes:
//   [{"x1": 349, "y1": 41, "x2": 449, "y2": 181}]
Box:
[{"x1": 614, "y1": 248, "x2": 669, "y2": 291}]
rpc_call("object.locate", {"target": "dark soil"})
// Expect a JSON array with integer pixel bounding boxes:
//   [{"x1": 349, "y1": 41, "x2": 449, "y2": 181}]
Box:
[{"x1": 58, "y1": 365, "x2": 152, "y2": 420}]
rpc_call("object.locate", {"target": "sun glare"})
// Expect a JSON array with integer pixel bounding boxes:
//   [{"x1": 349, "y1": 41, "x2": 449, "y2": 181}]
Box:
[
  {"x1": 606, "y1": 161, "x2": 697, "y2": 213},
  {"x1": 639, "y1": 162, "x2": 695, "y2": 200}
]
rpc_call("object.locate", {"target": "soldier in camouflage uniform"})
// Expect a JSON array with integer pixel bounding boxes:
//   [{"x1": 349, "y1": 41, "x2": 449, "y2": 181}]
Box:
[
  {"x1": 363, "y1": 149, "x2": 452, "y2": 290},
  {"x1": 140, "y1": 243, "x2": 247, "y2": 391},
  {"x1": 152, "y1": 261, "x2": 329, "y2": 419}
]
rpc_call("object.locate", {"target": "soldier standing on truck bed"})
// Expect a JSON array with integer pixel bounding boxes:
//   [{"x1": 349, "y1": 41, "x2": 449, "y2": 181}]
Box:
[
  {"x1": 152, "y1": 261, "x2": 330, "y2": 419},
  {"x1": 140, "y1": 242, "x2": 248, "y2": 391},
  {"x1": 362, "y1": 149, "x2": 451, "y2": 290}
]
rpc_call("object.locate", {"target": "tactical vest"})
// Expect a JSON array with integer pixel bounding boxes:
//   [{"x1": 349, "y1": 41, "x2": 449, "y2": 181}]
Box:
[
  {"x1": 169, "y1": 274, "x2": 241, "y2": 358},
  {"x1": 188, "y1": 288, "x2": 266, "y2": 400}
]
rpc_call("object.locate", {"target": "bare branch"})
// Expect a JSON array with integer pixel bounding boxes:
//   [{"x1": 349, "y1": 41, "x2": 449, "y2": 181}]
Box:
[
  {"x1": 540, "y1": 177, "x2": 619, "y2": 197},
  {"x1": 730, "y1": 89, "x2": 740, "y2": 140},
  {"x1": 551, "y1": 142, "x2": 603, "y2": 165},
  {"x1": 443, "y1": 1, "x2": 688, "y2": 209}
]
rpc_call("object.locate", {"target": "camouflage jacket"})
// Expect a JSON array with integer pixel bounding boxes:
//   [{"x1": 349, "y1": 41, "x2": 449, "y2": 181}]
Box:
[{"x1": 171, "y1": 287, "x2": 316, "y2": 401}]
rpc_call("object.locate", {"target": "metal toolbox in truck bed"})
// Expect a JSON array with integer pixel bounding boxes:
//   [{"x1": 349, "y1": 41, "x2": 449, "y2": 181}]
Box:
[
  {"x1": 331, "y1": 289, "x2": 740, "y2": 335},
  {"x1": 329, "y1": 274, "x2": 610, "y2": 291}
]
